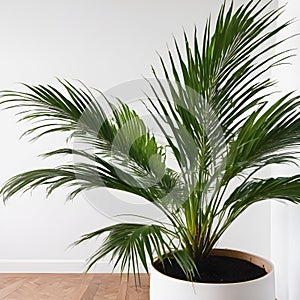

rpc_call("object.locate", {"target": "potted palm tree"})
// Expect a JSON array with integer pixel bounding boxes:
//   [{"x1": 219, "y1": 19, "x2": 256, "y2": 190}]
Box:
[{"x1": 1, "y1": 0, "x2": 298, "y2": 299}]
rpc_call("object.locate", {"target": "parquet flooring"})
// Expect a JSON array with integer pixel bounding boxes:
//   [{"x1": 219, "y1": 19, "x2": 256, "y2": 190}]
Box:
[{"x1": 0, "y1": 274, "x2": 149, "y2": 300}]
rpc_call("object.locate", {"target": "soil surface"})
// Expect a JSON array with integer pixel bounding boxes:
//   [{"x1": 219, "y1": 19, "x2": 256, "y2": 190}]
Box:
[{"x1": 154, "y1": 255, "x2": 267, "y2": 283}]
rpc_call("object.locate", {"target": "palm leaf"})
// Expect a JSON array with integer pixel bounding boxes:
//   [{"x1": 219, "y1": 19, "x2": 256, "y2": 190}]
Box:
[{"x1": 73, "y1": 223, "x2": 196, "y2": 281}]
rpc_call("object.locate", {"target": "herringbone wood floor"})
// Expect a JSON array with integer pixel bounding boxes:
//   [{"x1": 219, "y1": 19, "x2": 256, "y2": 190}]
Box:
[{"x1": 0, "y1": 274, "x2": 149, "y2": 299}]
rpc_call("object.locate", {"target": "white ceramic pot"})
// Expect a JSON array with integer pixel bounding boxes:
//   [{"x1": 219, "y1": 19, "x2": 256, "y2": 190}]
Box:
[{"x1": 150, "y1": 248, "x2": 275, "y2": 300}]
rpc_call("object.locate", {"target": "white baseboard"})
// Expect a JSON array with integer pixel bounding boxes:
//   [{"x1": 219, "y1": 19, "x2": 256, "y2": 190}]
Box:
[
  {"x1": 0, "y1": 260, "x2": 114, "y2": 273},
  {"x1": 0, "y1": 260, "x2": 146, "y2": 273}
]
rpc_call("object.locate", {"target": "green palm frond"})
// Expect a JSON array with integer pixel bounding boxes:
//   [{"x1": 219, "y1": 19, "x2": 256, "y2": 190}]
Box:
[
  {"x1": 74, "y1": 223, "x2": 196, "y2": 281},
  {"x1": 1, "y1": 80, "x2": 179, "y2": 202},
  {"x1": 0, "y1": 164, "x2": 127, "y2": 202},
  {"x1": 159, "y1": 0, "x2": 292, "y2": 142},
  {"x1": 0, "y1": 159, "x2": 179, "y2": 206},
  {"x1": 224, "y1": 94, "x2": 300, "y2": 182},
  {"x1": 207, "y1": 175, "x2": 300, "y2": 252},
  {"x1": 226, "y1": 175, "x2": 300, "y2": 212}
]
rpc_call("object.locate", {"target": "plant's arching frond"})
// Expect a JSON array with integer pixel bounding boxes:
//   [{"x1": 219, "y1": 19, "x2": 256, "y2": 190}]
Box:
[
  {"x1": 73, "y1": 223, "x2": 197, "y2": 282},
  {"x1": 1, "y1": 80, "x2": 182, "y2": 203},
  {"x1": 224, "y1": 94, "x2": 300, "y2": 181},
  {"x1": 205, "y1": 175, "x2": 300, "y2": 253}
]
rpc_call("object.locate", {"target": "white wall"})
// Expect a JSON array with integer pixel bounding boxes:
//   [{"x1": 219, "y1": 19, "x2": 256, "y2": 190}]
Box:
[
  {"x1": 0, "y1": 0, "x2": 272, "y2": 273},
  {"x1": 271, "y1": 1, "x2": 300, "y2": 299}
]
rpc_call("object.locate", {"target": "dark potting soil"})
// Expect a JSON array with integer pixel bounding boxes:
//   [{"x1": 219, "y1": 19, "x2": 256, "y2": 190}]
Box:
[{"x1": 154, "y1": 255, "x2": 267, "y2": 283}]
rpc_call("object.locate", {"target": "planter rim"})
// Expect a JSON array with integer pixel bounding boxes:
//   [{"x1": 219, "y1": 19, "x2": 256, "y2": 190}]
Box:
[{"x1": 151, "y1": 248, "x2": 274, "y2": 286}]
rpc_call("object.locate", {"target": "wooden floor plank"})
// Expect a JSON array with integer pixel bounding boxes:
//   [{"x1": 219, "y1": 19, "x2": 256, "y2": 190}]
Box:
[
  {"x1": 0, "y1": 278, "x2": 28, "y2": 299},
  {"x1": 0, "y1": 274, "x2": 149, "y2": 300}
]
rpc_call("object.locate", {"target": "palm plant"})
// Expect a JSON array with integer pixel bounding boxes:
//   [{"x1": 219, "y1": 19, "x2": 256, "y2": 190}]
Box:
[{"x1": 1, "y1": 0, "x2": 300, "y2": 281}]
